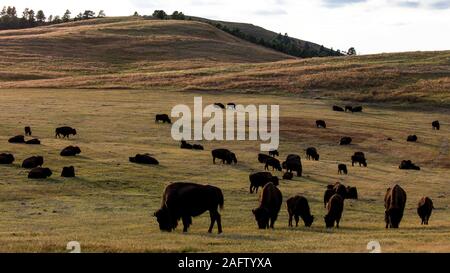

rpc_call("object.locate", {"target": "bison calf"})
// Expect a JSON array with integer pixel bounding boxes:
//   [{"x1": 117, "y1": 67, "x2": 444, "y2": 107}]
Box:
[
  {"x1": 417, "y1": 197, "x2": 433, "y2": 225},
  {"x1": 253, "y1": 182, "x2": 282, "y2": 229},
  {"x1": 287, "y1": 196, "x2": 314, "y2": 227}
]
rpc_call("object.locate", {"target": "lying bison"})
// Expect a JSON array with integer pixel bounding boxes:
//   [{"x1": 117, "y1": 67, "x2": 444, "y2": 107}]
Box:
[
  {"x1": 8, "y1": 135, "x2": 25, "y2": 143},
  {"x1": 180, "y1": 140, "x2": 193, "y2": 149},
  {"x1": 283, "y1": 172, "x2": 293, "y2": 180},
  {"x1": 24, "y1": 126, "x2": 32, "y2": 136},
  {"x1": 253, "y1": 182, "x2": 282, "y2": 229},
  {"x1": 55, "y1": 126, "x2": 77, "y2": 138},
  {"x1": 25, "y1": 139, "x2": 41, "y2": 145},
  {"x1": 28, "y1": 167, "x2": 52, "y2": 179},
  {"x1": 212, "y1": 149, "x2": 237, "y2": 164},
  {"x1": 399, "y1": 160, "x2": 420, "y2": 170},
  {"x1": 333, "y1": 106, "x2": 344, "y2": 112},
  {"x1": 265, "y1": 157, "x2": 282, "y2": 171},
  {"x1": 340, "y1": 137, "x2": 352, "y2": 145},
  {"x1": 325, "y1": 194, "x2": 344, "y2": 228},
  {"x1": 0, "y1": 153, "x2": 14, "y2": 164},
  {"x1": 338, "y1": 164, "x2": 348, "y2": 175},
  {"x1": 22, "y1": 156, "x2": 44, "y2": 169},
  {"x1": 61, "y1": 166, "x2": 75, "y2": 177},
  {"x1": 282, "y1": 154, "x2": 302, "y2": 177},
  {"x1": 417, "y1": 197, "x2": 433, "y2": 225},
  {"x1": 249, "y1": 172, "x2": 279, "y2": 193},
  {"x1": 407, "y1": 135, "x2": 418, "y2": 142},
  {"x1": 192, "y1": 144, "x2": 204, "y2": 150},
  {"x1": 316, "y1": 120, "x2": 326, "y2": 128},
  {"x1": 306, "y1": 147, "x2": 319, "y2": 161},
  {"x1": 129, "y1": 154, "x2": 159, "y2": 165},
  {"x1": 351, "y1": 152, "x2": 367, "y2": 167},
  {"x1": 60, "y1": 146, "x2": 81, "y2": 156},
  {"x1": 155, "y1": 114, "x2": 171, "y2": 124},
  {"x1": 352, "y1": 106, "x2": 363, "y2": 112},
  {"x1": 154, "y1": 182, "x2": 224, "y2": 233},
  {"x1": 384, "y1": 184, "x2": 407, "y2": 228},
  {"x1": 432, "y1": 120, "x2": 440, "y2": 130},
  {"x1": 287, "y1": 196, "x2": 314, "y2": 227}
]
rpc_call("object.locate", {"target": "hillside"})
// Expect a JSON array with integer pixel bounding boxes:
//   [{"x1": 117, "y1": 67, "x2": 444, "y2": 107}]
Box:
[{"x1": 0, "y1": 16, "x2": 449, "y2": 106}]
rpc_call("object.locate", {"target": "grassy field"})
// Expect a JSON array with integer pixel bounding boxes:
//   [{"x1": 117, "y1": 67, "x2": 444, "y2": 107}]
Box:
[{"x1": 0, "y1": 89, "x2": 449, "y2": 253}]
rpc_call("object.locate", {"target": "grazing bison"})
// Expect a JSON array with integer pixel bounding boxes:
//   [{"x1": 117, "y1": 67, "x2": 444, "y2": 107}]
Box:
[
  {"x1": 180, "y1": 140, "x2": 193, "y2": 149},
  {"x1": 269, "y1": 149, "x2": 279, "y2": 157},
  {"x1": 60, "y1": 146, "x2": 81, "y2": 156},
  {"x1": 324, "y1": 194, "x2": 344, "y2": 228},
  {"x1": 352, "y1": 106, "x2": 363, "y2": 112},
  {"x1": 316, "y1": 120, "x2": 326, "y2": 128},
  {"x1": 333, "y1": 105, "x2": 344, "y2": 112},
  {"x1": 323, "y1": 186, "x2": 335, "y2": 208},
  {"x1": 25, "y1": 138, "x2": 41, "y2": 145},
  {"x1": 22, "y1": 156, "x2": 44, "y2": 169},
  {"x1": 24, "y1": 126, "x2": 32, "y2": 136},
  {"x1": 287, "y1": 196, "x2": 314, "y2": 227},
  {"x1": 265, "y1": 157, "x2": 282, "y2": 171},
  {"x1": 154, "y1": 182, "x2": 224, "y2": 233},
  {"x1": 258, "y1": 153, "x2": 271, "y2": 164},
  {"x1": 28, "y1": 167, "x2": 52, "y2": 179},
  {"x1": 227, "y1": 103, "x2": 236, "y2": 109},
  {"x1": 399, "y1": 160, "x2": 420, "y2": 170},
  {"x1": 351, "y1": 152, "x2": 367, "y2": 167},
  {"x1": 346, "y1": 186, "x2": 358, "y2": 199},
  {"x1": 55, "y1": 126, "x2": 77, "y2": 138},
  {"x1": 306, "y1": 147, "x2": 319, "y2": 161},
  {"x1": 155, "y1": 114, "x2": 171, "y2": 124},
  {"x1": 282, "y1": 154, "x2": 302, "y2": 177},
  {"x1": 432, "y1": 120, "x2": 440, "y2": 130},
  {"x1": 249, "y1": 172, "x2": 279, "y2": 194},
  {"x1": 129, "y1": 154, "x2": 159, "y2": 165},
  {"x1": 212, "y1": 149, "x2": 237, "y2": 164},
  {"x1": 0, "y1": 153, "x2": 14, "y2": 164},
  {"x1": 384, "y1": 185, "x2": 407, "y2": 228},
  {"x1": 283, "y1": 172, "x2": 293, "y2": 180},
  {"x1": 61, "y1": 166, "x2": 75, "y2": 177},
  {"x1": 340, "y1": 137, "x2": 352, "y2": 145},
  {"x1": 192, "y1": 144, "x2": 204, "y2": 150},
  {"x1": 407, "y1": 135, "x2": 418, "y2": 142},
  {"x1": 8, "y1": 135, "x2": 25, "y2": 143},
  {"x1": 252, "y1": 183, "x2": 282, "y2": 229},
  {"x1": 214, "y1": 103, "x2": 225, "y2": 109},
  {"x1": 345, "y1": 105, "x2": 353, "y2": 112},
  {"x1": 417, "y1": 197, "x2": 434, "y2": 225},
  {"x1": 338, "y1": 164, "x2": 348, "y2": 175}
]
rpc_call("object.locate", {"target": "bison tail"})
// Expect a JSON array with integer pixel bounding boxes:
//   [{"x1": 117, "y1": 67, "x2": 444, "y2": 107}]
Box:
[{"x1": 217, "y1": 189, "x2": 224, "y2": 210}]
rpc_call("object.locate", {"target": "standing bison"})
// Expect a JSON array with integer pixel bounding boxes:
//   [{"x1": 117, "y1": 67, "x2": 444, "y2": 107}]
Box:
[
  {"x1": 258, "y1": 153, "x2": 271, "y2": 164},
  {"x1": 432, "y1": 120, "x2": 440, "y2": 130},
  {"x1": 384, "y1": 185, "x2": 407, "y2": 228},
  {"x1": 316, "y1": 120, "x2": 326, "y2": 128},
  {"x1": 212, "y1": 149, "x2": 237, "y2": 165},
  {"x1": 155, "y1": 114, "x2": 171, "y2": 124},
  {"x1": 324, "y1": 194, "x2": 344, "y2": 228},
  {"x1": 287, "y1": 196, "x2": 314, "y2": 227},
  {"x1": 282, "y1": 154, "x2": 302, "y2": 177},
  {"x1": 55, "y1": 126, "x2": 77, "y2": 138},
  {"x1": 269, "y1": 150, "x2": 279, "y2": 157},
  {"x1": 154, "y1": 182, "x2": 224, "y2": 233},
  {"x1": 264, "y1": 157, "x2": 282, "y2": 171},
  {"x1": 351, "y1": 152, "x2": 367, "y2": 167},
  {"x1": 24, "y1": 126, "x2": 32, "y2": 136},
  {"x1": 407, "y1": 135, "x2": 418, "y2": 142},
  {"x1": 305, "y1": 147, "x2": 319, "y2": 161},
  {"x1": 338, "y1": 164, "x2": 348, "y2": 175},
  {"x1": 417, "y1": 197, "x2": 433, "y2": 225},
  {"x1": 252, "y1": 182, "x2": 282, "y2": 229},
  {"x1": 249, "y1": 172, "x2": 279, "y2": 194}
]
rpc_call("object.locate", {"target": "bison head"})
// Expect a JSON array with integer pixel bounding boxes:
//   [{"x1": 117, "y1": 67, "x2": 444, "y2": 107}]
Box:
[
  {"x1": 154, "y1": 208, "x2": 176, "y2": 232},
  {"x1": 252, "y1": 207, "x2": 270, "y2": 229},
  {"x1": 324, "y1": 214, "x2": 334, "y2": 228},
  {"x1": 303, "y1": 214, "x2": 314, "y2": 227},
  {"x1": 36, "y1": 156, "x2": 44, "y2": 166},
  {"x1": 71, "y1": 129, "x2": 77, "y2": 135},
  {"x1": 388, "y1": 208, "x2": 403, "y2": 228},
  {"x1": 314, "y1": 154, "x2": 320, "y2": 161},
  {"x1": 43, "y1": 168, "x2": 52, "y2": 178},
  {"x1": 230, "y1": 153, "x2": 237, "y2": 164}
]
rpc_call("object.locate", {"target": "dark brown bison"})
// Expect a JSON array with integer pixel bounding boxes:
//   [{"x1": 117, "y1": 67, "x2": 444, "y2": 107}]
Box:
[
  {"x1": 323, "y1": 186, "x2": 335, "y2": 208},
  {"x1": 340, "y1": 137, "x2": 352, "y2": 145},
  {"x1": 282, "y1": 154, "x2": 302, "y2": 177},
  {"x1": 407, "y1": 135, "x2": 418, "y2": 142},
  {"x1": 306, "y1": 147, "x2": 319, "y2": 161},
  {"x1": 192, "y1": 144, "x2": 204, "y2": 150},
  {"x1": 324, "y1": 194, "x2": 344, "y2": 228},
  {"x1": 28, "y1": 167, "x2": 52, "y2": 179},
  {"x1": 384, "y1": 185, "x2": 407, "y2": 228},
  {"x1": 282, "y1": 172, "x2": 293, "y2": 180},
  {"x1": 352, "y1": 106, "x2": 363, "y2": 112},
  {"x1": 129, "y1": 154, "x2": 159, "y2": 165},
  {"x1": 154, "y1": 182, "x2": 224, "y2": 233},
  {"x1": 287, "y1": 196, "x2": 314, "y2": 227},
  {"x1": 351, "y1": 152, "x2": 367, "y2": 167},
  {"x1": 345, "y1": 105, "x2": 353, "y2": 112},
  {"x1": 24, "y1": 126, "x2": 32, "y2": 136},
  {"x1": 253, "y1": 182, "x2": 282, "y2": 229},
  {"x1": 269, "y1": 149, "x2": 279, "y2": 157},
  {"x1": 316, "y1": 120, "x2": 326, "y2": 128},
  {"x1": 338, "y1": 164, "x2": 348, "y2": 174},
  {"x1": 25, "y1": 138, "x2": 41, "y2": 145},
  {"x1": 155, "y1": 114, "x2": 171, "y2": 124},
  {"x1": 333, "y1": 105, "x2": 344, "y2": 112},
  {"x1": 264, "y1": 157, "x2": 282, "y2": 171},
  {"x1": 180, "y1": 140, "x2": 193, "y2": 149},
  {"x1": 258, "y1": 153, "x2": 271, "y2": 163},
  {"x1": 60, "y1": 146, "x2": 81, "y2": 156},
  {"x1": 212, "y1": 149, "x2": 237, "y2": 164},
  {"x1": 55, "y1": 126, "x2": 77, "y2": 138},
  {"x1": 346, "y1": 186, "x2": 358, "y2": 199},
  {"x1": 0, "y1": 153, "x2": 14, "y2": 164},
  {"x1": 432, "y1": 120, "x2": 440, "y2": 130},
  {"x1": 399, "y1": 160, "x2": 420, "y2": 170},
  {"x1": 417, "y1": 197, "x2": 433, "y2": 225},
  {"x1": 214, "y1": 103, "x2": 225, "y2": 109},
  {"x1": 8, "y1": 135, "x2": 25, "y2": 143},
  {"x1": 22, "y1": 156, "x2": 44, "y2": 169},
  {"x1": 61, "y1": 166, "x2": 75, "y2": 177},
  {"x1": 249, "y1": 172, "x2": 279, "y2": 193}
]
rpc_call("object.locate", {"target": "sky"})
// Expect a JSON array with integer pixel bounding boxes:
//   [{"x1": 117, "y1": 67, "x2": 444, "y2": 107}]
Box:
[{"x1": 2, "y1": 0, "x2": 450, "y2": 54}]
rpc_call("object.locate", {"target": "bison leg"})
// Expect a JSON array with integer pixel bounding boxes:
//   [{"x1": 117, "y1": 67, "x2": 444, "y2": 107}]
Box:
[
  {"x1": 336, "y1": 218, "x2": 340, "y2": 228},
  {"x1": 216, "y1": 211, "x2": 222, "y2": 234},
  {"x1": 385, "y1": 212, "x2": 389, "y2": 229},
  {"x1": 294, "y1": 215, "x2": 299, "y2": 227},
  {"x1": 288, "y1": 213, "x2": 293, "y2": 227},
  {"x1": 182, "y1": 216, "x2": 191, "y2": 232},
  {"x1": 270, "y1": 215, "x2": 277, "y2": 229},
  {"x1": 249, "y1": 184, "x2": 253, "y2": 194},
  {"x1": 213, "y1": 157, "x2": 216, "y2": 164},
  {"x1": 208, "y1": 211, "x2": 216, "y2": 233}
]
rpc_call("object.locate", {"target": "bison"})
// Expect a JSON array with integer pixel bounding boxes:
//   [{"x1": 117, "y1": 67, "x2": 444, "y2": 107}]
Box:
[
  {"x1": 155, "y1": 114, "x2": 171, "y2": 124},
  {"x1": 399, "y1": 160, "x2": 420, "y2": 170},
  {"x1": 61, "y1": 166, "x2": 75, "y2": 177},
  {"x1": 8, "y1": 135, "x2": 25, "y2": 143},
  {"x1": 432, "y1": 120, "x2": 440, "y2": 130},
  {"x1": 249, "y1": 172, "x2": 279, "y2": 193},
  {"x1": 384, "y1": 184, "x2": 407, "y2": 228},
  {"x1": 306, "y1": 147, "x2": 319, "y2": 161},
  {"x1": 407, "y1": 135, "x2": 418, "y2": 142},
  {"x1": 60, "y1": 146, "x2": 81, "y2": 156},
  {"x1": 25, "y1": 138, "x2": 41, "y2": 145},
  {"x1": 0, "y1": 153, "x2": 14, "y2": 164},
  {"x1": 154, "y1": 182, "x2": 224, "y2": 233},
  {"x1": 346, "y1": 186, "x2": 358, "y2": 199},
  {"x1": 352, "y1": 106, "x2": 363, "y2": 112},
  {"x1": 338, "y1": 164, "x2": 348, "y2": 175},
  {"x1": 24, "y1": 126, "x2": 32, "y2": 136},
  {"x1": 129, "y1": 154, "x2": 159, "y2": 165},
  {"x1": 287, "y1": 196, "x2": 314, "y2": 227},
  {"x1": 323, "y1": 186, "x2": 335, "y2": 208},
  {"x1": 258, "y1": 153, "x2": 271, "y2": 164},
  {"x1": 55, "y1": 126, "x2": 77, "y2": 138},
  {"x1": 417, "y1": 197, "x2": 433, "y2": 225},
  {"x1": 282, "y1": 154, "x2": 302, "y2": 177},
  {"x1": 316, "y1": 120, "x2": 326, "y2": 128},
  {"x1": 212, "y1": 149, "x2": 237, "y2": 164},
  {"x1": 22, "y1": 156, "x2": 44, "y2": 169},
  {"x1": 345, "y1": 105, "x2": 353, "y2": 112},
  {"x1": 351, "y1": 152, "x2": 367, "y2": 167},
  {"x1": 28, "y1": 167, "x2": 52, "y2": 179},
  {"x1": 180, "y1": 140, "x2": 193, "y2": 149},
  {"x1": 333, "y1": 105, "x2": 344, "y2": 112},
  {"x1": 192, "y1": 144, "x2": 204, "y2": 150},
  {"x1": 252, "y1": 182, "x2": 282, "y2": 229},
  {"x1": 269, "y1": 149, "x2": 279, "y2": 157},
  {"x1": 340, "y1": 137, "x2": 352, "y2": 145},
  {"x1": 264, "y1": 157, "x2": 282, "y2": 171},
  {"x1": 282, "y1": 172, "x2": 293, "y2": 180},
  {"x1": 214, "y1": 103, "x2": 225, "y2": 109},
  {"x1": 324, "y1": 194, "x2": 344, "y2": 228}
]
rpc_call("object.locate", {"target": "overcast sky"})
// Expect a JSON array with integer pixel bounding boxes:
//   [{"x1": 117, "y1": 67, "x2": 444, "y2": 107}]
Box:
[{"x1": 3, "y1": 0, "x2": 450, "y2": 54}]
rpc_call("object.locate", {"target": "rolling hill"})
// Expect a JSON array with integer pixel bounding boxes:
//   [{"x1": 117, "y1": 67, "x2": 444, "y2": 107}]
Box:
[{"x1": 0, "y1": 16, "x2": 449, "y2": 106}]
